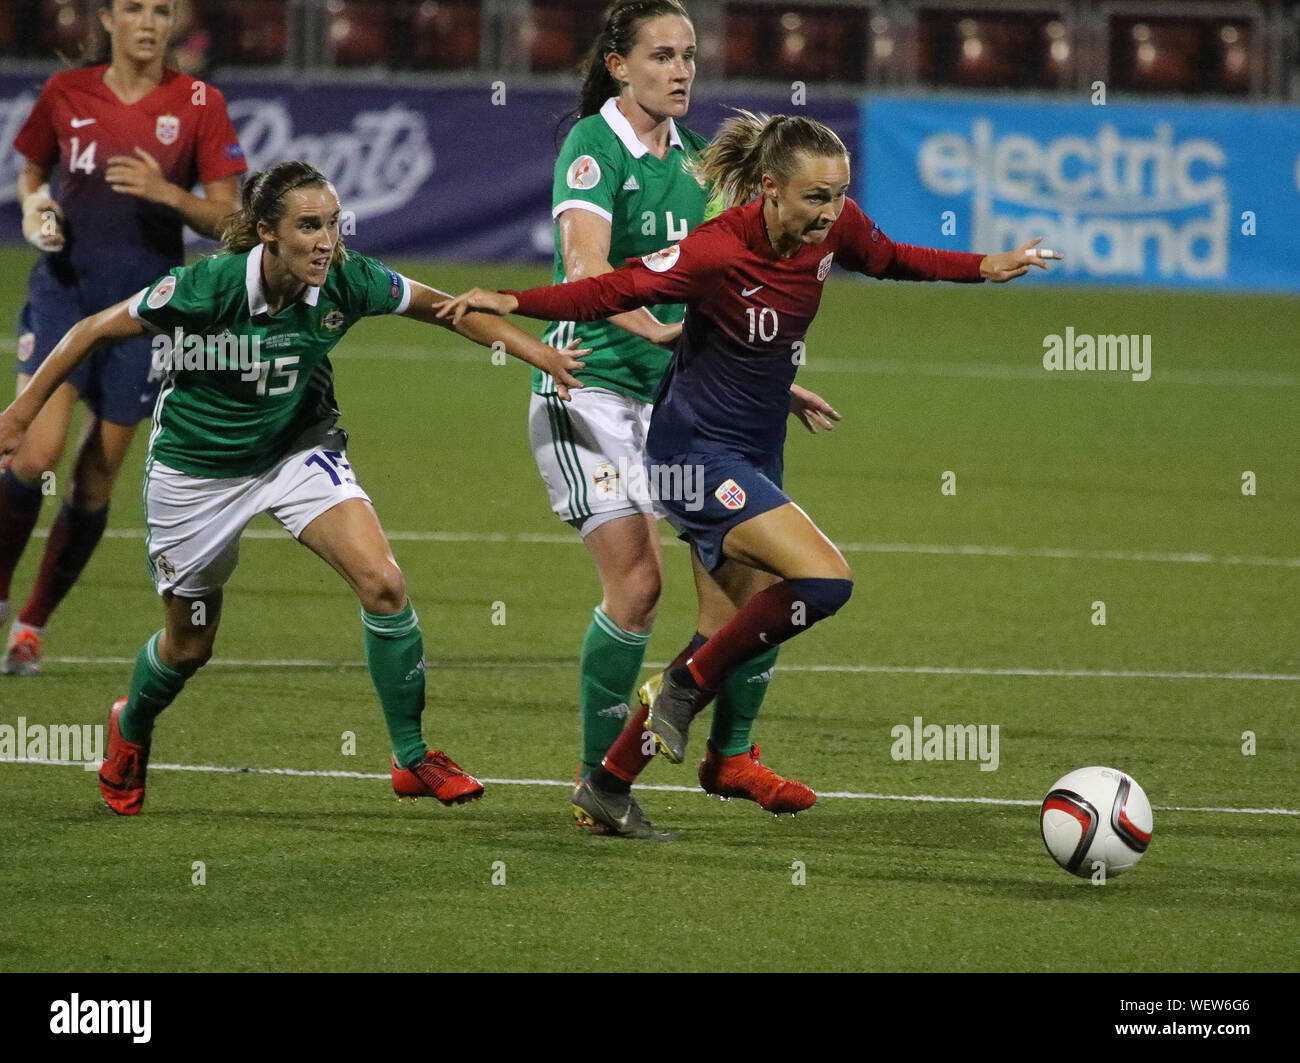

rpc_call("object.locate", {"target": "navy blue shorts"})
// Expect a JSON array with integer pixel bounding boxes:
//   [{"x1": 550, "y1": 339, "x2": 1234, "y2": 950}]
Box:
[
  {"x1": 16, "y1": 266, "x2": 159, "y2": 427},
  {"x1": 652, "y1": 449, "x2": 790, "y2": 572}
]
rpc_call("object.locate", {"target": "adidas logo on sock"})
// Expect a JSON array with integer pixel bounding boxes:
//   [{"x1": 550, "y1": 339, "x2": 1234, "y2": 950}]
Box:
[
  {"x1": 622, "y1": 176, "x2": 640, "y2": 191},
  {"x1": 597, "y1": 702, "x2": 630, "y2": 718},
  {"x1": 747, "y1": 667, "x2": 776, "y2": 684}
]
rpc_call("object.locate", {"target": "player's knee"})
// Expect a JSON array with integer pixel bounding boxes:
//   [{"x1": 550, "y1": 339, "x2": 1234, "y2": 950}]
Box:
[
  {"x1": 69, "y1": 451, "x2": 122, "y2": 508},
  {"x1": 616, "y1": 565, "x2": 661, "y2": 629},
  {"x1": 165, "y1": 635, "x2": 214, "y2": 677},
  {"x1": 359, "y1": 562, "x2": 407, "y2": 615},
  {"x1": 67, "y1": 474, "x2": 116, "y2": 511},
  {"x1": 788, "y1": 576, "x2": 854, "y2": 620},
  {"x1": 173, "y1": 646, "x2": 212, "y2": 677},
  {"x1": 10, "y1": 449, "x2": 60, "y2": 485}
]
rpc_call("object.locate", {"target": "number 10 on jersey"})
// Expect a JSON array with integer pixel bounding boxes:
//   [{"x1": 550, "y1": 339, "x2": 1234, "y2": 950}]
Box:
[{"x1": 745, "y1": 306, "x2": 778, "y2": 343}]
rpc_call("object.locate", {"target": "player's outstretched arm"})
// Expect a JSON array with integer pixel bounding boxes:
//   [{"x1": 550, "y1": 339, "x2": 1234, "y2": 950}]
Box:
[
  {"x1": 979, "y1": 238, "x2": 1063, "y2": 282},
  {"x1": 400, "y1": 280, "x2": 588, "y2": 400},
  {"x1": 0, "y1": 301, "x2": 144, "y2": 468},
  {"x1": 558, "y1": 209, "x2": 681, "y2": 347},
  {"x1": 436, "y1": 244, "x2": 725, "y2": 330}
]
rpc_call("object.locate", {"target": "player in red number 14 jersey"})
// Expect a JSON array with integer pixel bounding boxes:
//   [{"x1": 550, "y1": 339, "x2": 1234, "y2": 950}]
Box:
[
  {"x1": 1, "y1": 0, "x2": 246, "y2": 674},
  {"x1": 438, "y1": 111, "x2": 1061, "y2": 837}
]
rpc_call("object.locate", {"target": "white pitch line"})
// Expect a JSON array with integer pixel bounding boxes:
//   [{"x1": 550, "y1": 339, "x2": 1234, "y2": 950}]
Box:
[
  {"x1": 43, "y1": 656, "x2": 1300, "y2": 680},
  {"x1": 40, "y1": 527, "x2": 1300, "y2": 569},
  {"x1": 3, "y1": 757, "x2": 1297, "y2": 816},
  {"x1": 9, "y1": 335, "x2": 1291, "y2": 387}
]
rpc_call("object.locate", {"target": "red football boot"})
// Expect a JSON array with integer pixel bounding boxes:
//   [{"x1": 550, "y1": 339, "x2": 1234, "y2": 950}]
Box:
[
  {"x1": 99, "y1": 697, "x2": 149, "y2": 816},
  {"x1": 698, "y1": 742, "x2": 817, "y2": 814},
  {"x1": 391, "y1": 751, "x2": 484, "y2": 806}
]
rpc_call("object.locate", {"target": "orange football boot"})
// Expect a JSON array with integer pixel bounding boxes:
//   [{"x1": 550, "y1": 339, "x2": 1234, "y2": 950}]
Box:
[
  {"x1": 391, "y1": 751, "x2": 484, "y2": 805},
  {"x1": 98, "y1": 697, "x2": 149, "y2": 815},
  {"x1": 698, "y1": 742, "x2": 816, "y2": 814}
]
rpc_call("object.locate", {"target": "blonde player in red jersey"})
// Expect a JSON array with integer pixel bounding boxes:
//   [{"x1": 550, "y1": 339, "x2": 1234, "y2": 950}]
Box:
[
  {"x1": 1, "y1": 0, "x2": 246, "y2": 674},
  {"x1": 535, "y1": 0, "x2": 839, "y2": 833},
  {"x1": 440, "y1": 112, "x2": 1060, "y2": 837}
]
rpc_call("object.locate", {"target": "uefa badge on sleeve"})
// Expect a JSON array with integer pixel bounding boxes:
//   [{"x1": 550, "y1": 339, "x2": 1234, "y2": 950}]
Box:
[
  {"x1": 147, "y1": 276, "x2": 177, "y2": 309},
  {"x1": 715, "y1": 479, "x2": 746, "y2": 510},
  {"x1": 156, "y1": 114, "x2": 179, "y2": 145},
  {"x1": 642, "y1": 245, "x2": 681, "y2": 273},
  {"x1": 566, "y1": 155, "x2": 601, "y2": 190}
]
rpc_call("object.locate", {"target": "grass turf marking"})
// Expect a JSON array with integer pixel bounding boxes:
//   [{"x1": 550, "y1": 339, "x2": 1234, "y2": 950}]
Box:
[{"x1": 4, "y1": 756, "x2": 1298, "y2": 816}]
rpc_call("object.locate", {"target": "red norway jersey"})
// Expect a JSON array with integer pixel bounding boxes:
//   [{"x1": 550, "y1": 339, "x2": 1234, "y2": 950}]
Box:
[
  {"x1": 509, "y1": 197, "x2": 985, "y2": 460},
  {"x1": 13, "y1": 65, "x2": 246, "y2": 281}
]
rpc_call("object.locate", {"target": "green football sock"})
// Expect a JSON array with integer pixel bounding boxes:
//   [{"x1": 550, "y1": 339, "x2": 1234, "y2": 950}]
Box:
[
  {"x1": 579, "y1": 606, "x2": 650, "y2": 778},
  {"x1": 120, "y1": 631, "x2": 187, "y2": 744},
  {"x1": 362, "y1": 603, "x2": 427, "y2": 769},
  {"x1": 709, "y1": 646, "x2": 780, "y2": 757}
]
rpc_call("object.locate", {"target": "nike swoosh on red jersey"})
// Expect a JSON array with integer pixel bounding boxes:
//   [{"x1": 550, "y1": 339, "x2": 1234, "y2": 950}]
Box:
[
  {"x1": 741, "y1": 285, "x2": 764, "y2": 297},
  {"x1": 71, "y1": 117, "x2": 96, "y2": 128}
]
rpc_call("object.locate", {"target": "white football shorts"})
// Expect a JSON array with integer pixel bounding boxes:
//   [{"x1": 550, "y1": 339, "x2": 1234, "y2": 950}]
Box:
[
  {"x1": 143, "y1": 426, "x2": 371, "y2": 597},
  {"x1": 528, "y1": 386, "x2": 664, "y2": 538}
]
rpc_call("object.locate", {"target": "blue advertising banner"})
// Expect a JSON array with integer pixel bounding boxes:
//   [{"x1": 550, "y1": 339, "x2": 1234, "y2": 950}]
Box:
[
  {"x1": 862, "y1": 95, "x2": 1300, "y2": 291},
  {"x1": 0, "y1": 72, "x2": 857, "y2": 263}
]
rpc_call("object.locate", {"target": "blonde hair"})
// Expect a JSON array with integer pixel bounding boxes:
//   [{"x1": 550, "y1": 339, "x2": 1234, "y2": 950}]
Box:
[
  {"x1": 219, "y1": 161, "x2": 348, "y2": 265},
  {"x1": 694, "y1": 109, "x2": 848, "y2": 209}
]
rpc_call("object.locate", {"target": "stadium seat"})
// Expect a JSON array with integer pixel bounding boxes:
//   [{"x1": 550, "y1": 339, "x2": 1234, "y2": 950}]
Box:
[
  {"x1": 0, "y1": 3, "x2": 16, "y2": 56},
  {"x1": 328, "y1": 1, "x2": 390, "y2": 67},
  {"x1": 724, "y1": 9, "x2": 763, "y2": 78},
  {"x1": 1041, "y1": 18, "x2": 1072, "y2": 85},
  {"x1": 39, "y1": 0, "x2": 91, "y2": 58},
  {"x1": 725, "y1": 4, "x2": 868, "y2": 82},
  {"x1": 221, "y1": 0, "x2": 289, "y2": 65},
  {"x1": 406, "y1": 0, "x2": 481, "y2": 70},
  {"x1": 1110, "y1": 19, "x2": 1200, "y2": 93},
  {"x1": 1214, "y1": 22, "x2": 1254, "y2": 95},
  {"x1": 919, "y1": 10, "x2": 1062, "y2": 89},
  {"x1": 869, "y1": 13, "x2": 902, "y2": 82},
  {"x1": 515, "y1": 1, "x2": 607, "y2": 74}
]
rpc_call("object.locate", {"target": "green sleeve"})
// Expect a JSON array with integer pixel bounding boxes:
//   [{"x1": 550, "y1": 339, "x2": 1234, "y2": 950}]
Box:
[
  {"x1": 129, "y1": 261, "x2": 215, "y2": 334},
  {"x1": 552, "y1": 120, "x2": 623, "y2": 223},
  {"x1": 336, "y1": 251, "x2": 411, "y2": 318}
]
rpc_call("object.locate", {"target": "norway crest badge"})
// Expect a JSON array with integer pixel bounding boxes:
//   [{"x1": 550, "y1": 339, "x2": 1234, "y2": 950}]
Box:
[
  {"x1": 715, "y1": 479, "x2": 746, "y2": 510},
  {"x1": 817, "y1": 252, "x2": 834, "y2": 281},
  {"x1": 156, "y1": 114, "x2": 180, "y2": 145}
]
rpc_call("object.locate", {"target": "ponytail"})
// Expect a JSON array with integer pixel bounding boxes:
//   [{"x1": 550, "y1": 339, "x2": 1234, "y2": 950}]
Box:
[{"x1": 695, "y1": 110, "x2": 848, "y2": 209}]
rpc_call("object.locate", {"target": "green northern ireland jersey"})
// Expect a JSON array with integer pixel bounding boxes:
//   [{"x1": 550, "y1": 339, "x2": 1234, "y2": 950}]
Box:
[
  {"x1": 129, "y1": 244, "x2": 410, "y2": 478},
  {"x1": 533, "y1": 97, "x2": 716, "y2": 402}
]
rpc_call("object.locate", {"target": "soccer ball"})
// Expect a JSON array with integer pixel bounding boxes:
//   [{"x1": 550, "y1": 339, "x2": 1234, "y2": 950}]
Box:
[{"x1": 1040, "y1": 766, "x2": 1153, "y2": 878}]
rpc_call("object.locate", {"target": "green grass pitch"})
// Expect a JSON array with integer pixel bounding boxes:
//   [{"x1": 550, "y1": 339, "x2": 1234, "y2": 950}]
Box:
[{"x1": 0, "y1": 244, "x2": 1295, "y2": 972}]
